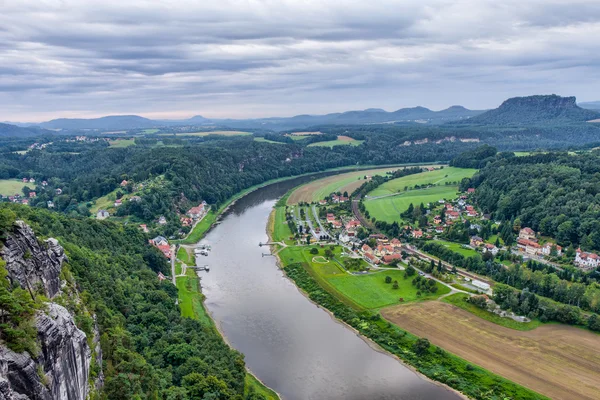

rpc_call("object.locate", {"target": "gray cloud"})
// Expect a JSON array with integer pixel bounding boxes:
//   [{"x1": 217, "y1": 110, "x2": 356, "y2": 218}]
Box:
[{"x1": 0, "y1": 0, "x2": 599, "y2": 121}]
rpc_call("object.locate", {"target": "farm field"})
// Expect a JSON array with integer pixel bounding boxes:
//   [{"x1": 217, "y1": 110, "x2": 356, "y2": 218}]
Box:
[
  {"x1": 364, "y1": 185, "x2": 459, "y2": 223},
  {"x1": 307, "y1": 135, "x2": 364, "y2": 148},
  {"x1": 381, "y1": 301, "x2": 600, "y2": 400},
  {"x1": 160, "y1": 130, "x2": 251, "y2": 137},
  {"x1": 367, "y1": 167, "x2": 476, "y2": 197},
  {"x1": 108, "y1": 139, "x2": 136, "y2": 148},
  {"x1": 0, "y1": 180, "x2": 28, "y2": 196},
  {"x1": 287, "y1": 166, "x2": 406, "y2": 204}
]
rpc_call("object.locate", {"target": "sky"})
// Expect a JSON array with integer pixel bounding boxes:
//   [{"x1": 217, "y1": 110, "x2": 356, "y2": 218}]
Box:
[{"x1": 1, "y1": 0, "x2": 600, "y2": 122}]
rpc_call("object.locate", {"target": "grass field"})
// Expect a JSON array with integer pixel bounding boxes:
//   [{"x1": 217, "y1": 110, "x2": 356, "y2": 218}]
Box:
[
  {"x1": 286, "y1": 167, "x2": 404, "y2": 204},
  {"x1": 364, "y1": 185, "x2": 459, "y2": 223},
  {"x1": 307, "y1": 135, "x2": 364, "y2": 148},
  {"x1": 108, "y1": 139, "x2": 136, "y2": 148},
  {"x1": 0, "y1": 180, "x2": 28, "y2": 196},
  {"x1": 143, "y1": 128, "x2": 159, "y2": 134},
  {"x1": 244, "y1": 374, "x2": 279, "y2": 400},
  {"x1": 367, "y1": 167, "x2": 476, "y2": 197},
  {"x1": 433, "y1": 240, "x2": 479, "y2": 257},
  {"x1": 161, "y1": 130, "x2": 251, "y2": 137},
  {"x1": 279, "y1": 245, "x2": 448, "y2": 309},
  {"x1": 381, "y1": 301, "x2": 600, "y2": 400}
]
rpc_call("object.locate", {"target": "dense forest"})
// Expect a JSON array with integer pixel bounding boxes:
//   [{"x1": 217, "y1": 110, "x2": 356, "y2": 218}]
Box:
[
  {"x1": 461, "y1": 151, "x2": 600, "y2": 251},
  {"x1": 0, "y1": 204, "x2": 259, "y2": 399}
]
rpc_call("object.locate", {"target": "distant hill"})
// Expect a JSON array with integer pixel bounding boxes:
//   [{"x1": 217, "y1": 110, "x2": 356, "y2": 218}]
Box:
[
  {"x1": 0, "y1": 123, "x2": 53, "y2": 137},
  {"x1": 24, "y1": 106, "x2": 483, "y2": 132},
  {"x1": 462, "y1": 95, "x2": 600, "y2": 126},
  {"x1": 40, "y1": 115, "x2": 160, "y2": 130}
]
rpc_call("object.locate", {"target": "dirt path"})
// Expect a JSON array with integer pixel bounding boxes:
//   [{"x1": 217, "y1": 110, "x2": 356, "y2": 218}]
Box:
[{"x1": 382, "y1": 301, "x2": 600, "y2": 400}]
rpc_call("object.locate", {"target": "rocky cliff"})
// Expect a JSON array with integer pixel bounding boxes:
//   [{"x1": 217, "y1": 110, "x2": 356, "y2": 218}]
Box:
[{"x1": 0, "y1": 221, "x2": 97, "y2": 400}]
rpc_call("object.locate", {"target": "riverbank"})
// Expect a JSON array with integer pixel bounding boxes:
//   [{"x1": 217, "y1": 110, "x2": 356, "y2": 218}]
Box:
[
  {"x1": 174, "y1": 250, "x2": 280, "y2": 399},
  {"x1": 267, "y1": 199, "x2": 548, "y2": 400},
  {"x1": 175, "y1": 162, "x2": 444, "y2": 244}
]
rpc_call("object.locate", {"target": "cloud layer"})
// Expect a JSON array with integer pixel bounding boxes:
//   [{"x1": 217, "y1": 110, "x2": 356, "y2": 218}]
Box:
[{"x1": 1, "y1": 0, "x2": 600, "y2": 121}]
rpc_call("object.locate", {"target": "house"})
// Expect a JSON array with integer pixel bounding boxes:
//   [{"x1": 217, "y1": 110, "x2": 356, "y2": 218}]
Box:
[
  {"x1": 21, "y1": 199, "x2": 29, "y2": 205},
  {"x1": 541, "y1": 243, "x2": 562, "y2": 256},
  {"x1": 445, "y1": 203, "x2": 454, "y2": 211},
  {"x1": 331, "y1": 194, "x2": 348, "y2": 203},
  {"x1": 575, "y1": 249, "x2": 600, "y2": 270},
  {"x1": 29, "y1": 178, "x2": 35, "y2": 184},
  {"x1": 139, "y1": 224, "x2": 149, "y2": 233},
  {"x1": 390, "y1": 238, "x2": 402, "y2": 250},
  {"x1": 433, "y1": 215, "x2": 442, "y2": 224},
  {"x1": 157, "y1": 272, "x2": 167, "y2": 282},
  {"x1": 412, "y1": 230, "x2": 423, "y2": 239},
  {"x1": 22, "y1": 178, "x2": 28, "y2": 183},
  {"x1": 364, "y1": 252, "x2": 380, "y2": 265},
  {"x1": 465, "y1": 205, "x2": 477, "y2": 217},
  {"x1": 435, "y1": 226, "x2": 444, "y2": 233},
  {"x1": 470, "y1": 236, "x2": 483, "y2": 247},
  {"x1": 361, "y1": 244, "x2": 373, "y2": 254},
  {"x1": 96, "y1": 210, "x2": 110, "y2": 220},
  {"x1": 484, "y1": 243, "x2": 498, "y2": 255},
  {"x1": 114, "y1": 199, "x2": 122, "y2": 207},
  {"x1": 517, "y1": 238, "x2": 540, "y2": 255},
  {"x1": 326, "y1": 213, "x2": 336, "y2": 222},
  {"x1": 330, "y1": 220, "x2": 342, "y2": 228},
  {"x1": 382, "y1": 254, "x2": 402, "y2": 264},
  {"x1": 158, "y1": 216, "x2": 167, "y2": 225},
  {"x1": 319, "y1": 199, "x2": 327, "y2": 205},
  {"x1": 28, "y1": 192, "x2": 36, "y2": 198},
  {"x1": 150, "y1": 236, "x2": 169, "y2": 246},
  {"x1": 519, "y1": 227, "x2": 537, "y2": 242},
  {"x1": 120, "y1": 180, "x2": 128, "y2": 187},
  {"x1": 187, "y1": 202, "x2": 208, "y2": 220},
  {"x1": 447, "y1": 211, "x2": 460, "y2": 220},
  {"x1": 129, "y1": 196, "x2": 141, "y2": 202},
  {"x1": 47, "y1": 201, "x2": 54, "y2": 208},
  {"x1": 42, "y1": 181, "x2": 48, "y2": 186},
  {"x1": 345, "y1": 220, "x2": 361, "y2": 230},
  {"x1": 370, "y1": 233, "x2": 388, "y2": 242},
  {"x1": 180, "y1": 216, "x2": 192, "y2": 226},
  {"x1": 55, "y1": 188, "x2": 63, "y2": 195},
  {"x1": 156, "y1": 244, "x2": 172, "y2": 259},
  {"x1": 467, "y1": 188, "x2": 475, "y2": 193}
]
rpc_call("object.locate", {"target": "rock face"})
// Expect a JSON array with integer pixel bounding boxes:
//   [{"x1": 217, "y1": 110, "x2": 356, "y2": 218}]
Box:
[
  {"x1": 0, "y1": 221, "x2": 65, "y2": 299},
  {"x1": 0, "y1": 221, "x2": 94, "y2": 400}
]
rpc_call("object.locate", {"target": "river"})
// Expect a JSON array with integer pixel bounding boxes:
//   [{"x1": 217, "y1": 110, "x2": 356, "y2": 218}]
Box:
[{"x1": 197, "y1": 176, "x2": 461, "y2": 400}]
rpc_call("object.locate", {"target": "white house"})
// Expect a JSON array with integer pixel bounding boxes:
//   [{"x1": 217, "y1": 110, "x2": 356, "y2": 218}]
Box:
[{"x1": 575, "y1": 249, "x2": 599, "y2": 270}]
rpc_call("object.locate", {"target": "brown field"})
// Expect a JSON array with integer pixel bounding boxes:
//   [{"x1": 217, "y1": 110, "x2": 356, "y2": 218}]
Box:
[
  {"x1": 381, "y1": 301, "x2": 600, "y2": 400},
  {"x1": 337, "y1": 135, "x2": 355, "y2": 141}
]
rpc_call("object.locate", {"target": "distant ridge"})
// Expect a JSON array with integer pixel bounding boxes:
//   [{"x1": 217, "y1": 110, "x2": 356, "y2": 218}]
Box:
[
  {"x1": 461, "y1": 95, "x2": 600, "y2": 125},
  {"x1": 0, "y1": 122, "x2": 53, "y2": 137},
  {"x1": 19, "y1": 106, "x2": 484, "y2": 131}
]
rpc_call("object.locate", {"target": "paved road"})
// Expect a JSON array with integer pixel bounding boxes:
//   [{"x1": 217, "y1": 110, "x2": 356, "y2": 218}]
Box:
[{"x1": 510, "y1": 249, "x2": 564, "y2": 271}]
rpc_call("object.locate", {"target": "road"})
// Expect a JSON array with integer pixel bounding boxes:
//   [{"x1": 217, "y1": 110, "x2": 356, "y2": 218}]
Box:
[
  {"x1": 510, "y1": 249, "x2": 564, "y2": 271},
  {"x1": 292, "y1": 206, "x2": 319, "y2": 241}
]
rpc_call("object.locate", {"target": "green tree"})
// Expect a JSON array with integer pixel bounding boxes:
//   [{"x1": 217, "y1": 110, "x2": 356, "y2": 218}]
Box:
[{"x1": 413, "y1": 338, "x2": 430, "y2": 355}]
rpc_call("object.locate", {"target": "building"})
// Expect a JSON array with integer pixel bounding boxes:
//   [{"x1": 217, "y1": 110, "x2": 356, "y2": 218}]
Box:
[
  {"x1": 433, "y1": 215, "x2": 442, "y2": 224},
  {"x1": 139, "y1": 224, "x2": 149, "y2": 233},
  {"x1": 435, "y1": 226, "x2": 444, "y2": 233},
  {"x1": 22, "y1": 178, "x2": 28, "y2": 183},
  {"x1": 21, "y1": 199, "x2": 29, "y2": 205},
  {"x1": 519, "y1": 227, "x2": 537, "y2": 242},
  {"x1": 541, "y1": 243, "x2": 562, "y2": 256},
  {"x1": 471, "y1": 279, "x2": 490, "y2": 292},
  {"x1": 129, "y1": 196, "x2": 141, "y2": 202},
  {"x1": 96, "y1": 210, "x2": 110, "y2": 220},
  {"x1": 187, "y1": 202, "x2": 208, "y2": 220},
  {"x1": 157, "y1": 272, "x2": 167, "y2": 281},
  {"x1": 470, "y1": 236, "x2": 483, "y2": 247},
  {"x1": 42, "y1": 181, "x2": 48, "y2": 186},
  {"x1": 447, "y1": 211, "x2": 460, "y2": 220},
  {"x1": 517, "y1": 238, "x2": 541, "y2": 255},
  {"x1": 29, "y1": 178, "x2": 35, "y2": 184},
  {"x1": 120, "y1": 180, "x2": 128, "y2": 187},
  {"x1": 382, "y1": 254, "x2": 402, "y2": 264},
  {"x1": 158, "y1": 216, "x2": 167, "y2": 225},
  {"x1": 345, "y1": 219, "x2": 361, "y2": 230},
  {"x1": 575, "y1": 249, "x2": 600, "y2": 270},
  {"x1": 55, "y1": 188, "x2": 63, "y2": 195},
  {"x1": 150, "y1": 236, "x2": 169, "y2": 246},
  {"x1": 47, "y1": 201, "x2": 54, "y2": 208},
  {"x1": 361, "y1": 244, "x2": 373, "y2": 254},
  {"x1": 114, "y1": 199, "x2": 122, "y2": 207},
  {"x1": 364, "y1": 252, "x2": 380, "y2": 265},
  {"x1": 484, "y1": 243, "x2": 498, "y2": 255},
  {"x1": 467, "y1": 188, "x2": 475, "y2": 193},
  {"x1": 412, "y1": 230, "x2": 423, "y2": 239},
  {"x1": 331, "y1": 194, "x2": 348, "y2": 203},
  {"x1": 28, "y1": 192, "x2": 36, "y2": 198}
]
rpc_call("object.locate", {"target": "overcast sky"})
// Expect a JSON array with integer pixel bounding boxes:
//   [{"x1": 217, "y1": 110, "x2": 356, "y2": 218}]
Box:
[{"x1": 1, "y1": 0, "x2": 600, "y2": 122}]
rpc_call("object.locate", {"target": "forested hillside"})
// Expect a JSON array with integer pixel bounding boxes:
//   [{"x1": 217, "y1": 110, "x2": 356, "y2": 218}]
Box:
[
  {"x1": 1, "y1": 204, "x2": 256, "y2": 399},
  {"x1": 463, "y1": 151, "x2": 600, "y2": 251}
]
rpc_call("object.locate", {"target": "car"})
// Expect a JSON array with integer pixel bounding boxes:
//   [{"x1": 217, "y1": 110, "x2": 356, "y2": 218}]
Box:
[{"x1": 418, "y1": 271, "x2": 425, "y2": 276}]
